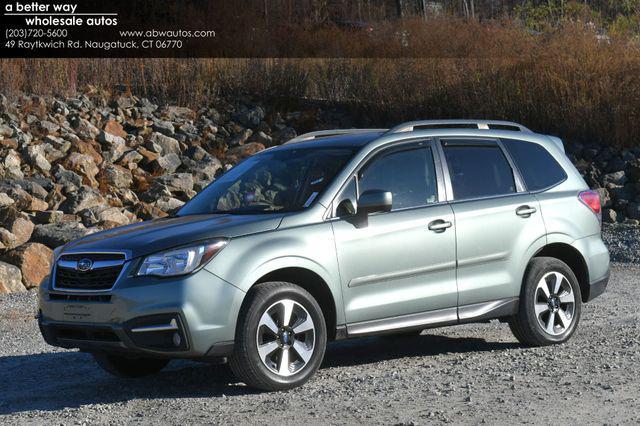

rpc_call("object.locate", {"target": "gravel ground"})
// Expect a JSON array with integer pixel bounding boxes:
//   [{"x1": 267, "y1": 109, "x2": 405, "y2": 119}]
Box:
[
  {"x1": 603, "y1": 224, "x2": 640, "y2": 264},
  {"x1": 1, "y1": 233, "x2": 639, "y2": 424}
]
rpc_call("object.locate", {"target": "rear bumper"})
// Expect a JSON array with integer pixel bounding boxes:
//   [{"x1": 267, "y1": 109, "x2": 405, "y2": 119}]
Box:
[
  {"x1": 586, "y1": 271, "x2": 609, "y2": 302},
  {"x1": 38, "y1": 266, "x2": 244, "y2": 358},
  {"x1": 572, "y1": 233, "x2": 610, "y2": 302}
]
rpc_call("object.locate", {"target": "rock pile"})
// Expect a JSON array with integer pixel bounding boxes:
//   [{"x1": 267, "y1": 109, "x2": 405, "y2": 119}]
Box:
[
  {"x1": 0, "y1": 89, "x2": 316, "y2": 292},
  {"x1": 567, "y1": 143, "x2": 640, "y2": 225}
]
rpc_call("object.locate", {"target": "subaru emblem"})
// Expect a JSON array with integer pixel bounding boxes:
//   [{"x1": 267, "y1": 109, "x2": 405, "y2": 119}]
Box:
[{"x1": 77, "y1": 258, "x2": 93, "y2": 272}]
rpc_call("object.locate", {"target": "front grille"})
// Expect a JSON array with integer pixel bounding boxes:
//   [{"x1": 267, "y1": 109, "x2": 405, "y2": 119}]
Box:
[
  {"x1": 49, "y1": 293, "x2": 112, "y2": 303},
  {"x1": 54, "y1": 326, "x2": 120, "y2": 342},
  {"x1": 54, "y1": 253, "x2": 125, "y2": 291},
  {"x1": 57, "y1": 253, "x2": 124, "y2": 262}
]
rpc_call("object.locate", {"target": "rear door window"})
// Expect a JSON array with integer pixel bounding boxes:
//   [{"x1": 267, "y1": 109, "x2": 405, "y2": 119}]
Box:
[
  {"x1": 442, "y1": 141, "x2": 516, "y2": 200},
  {"x1": 502, "y1": 139, "x2": 567, "y2": 191}
]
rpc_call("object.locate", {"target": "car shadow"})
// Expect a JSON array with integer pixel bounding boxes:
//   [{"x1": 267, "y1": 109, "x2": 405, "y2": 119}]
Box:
[{"x1": 0, "y1": 334, "x2": 520, "y2": 415}]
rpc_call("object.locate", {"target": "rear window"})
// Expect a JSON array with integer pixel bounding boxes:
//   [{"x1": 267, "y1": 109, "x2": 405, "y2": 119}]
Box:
[
  {"x1": 502, "y1": 139, "x2": 567, "y2": 191},
  {"x1": 442, "y1": 143, "x2": 516, "y2": 200}
]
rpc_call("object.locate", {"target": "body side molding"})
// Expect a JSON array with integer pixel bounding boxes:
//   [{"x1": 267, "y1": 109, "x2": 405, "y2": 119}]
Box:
[{"x1": 345, "y1": 298, "x2": 519, "y2": 337}]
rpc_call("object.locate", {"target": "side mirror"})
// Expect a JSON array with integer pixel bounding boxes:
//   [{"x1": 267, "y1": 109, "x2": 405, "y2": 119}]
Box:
[{"x1": 357, "y1": 190, "x2": 392, "y2": 215}]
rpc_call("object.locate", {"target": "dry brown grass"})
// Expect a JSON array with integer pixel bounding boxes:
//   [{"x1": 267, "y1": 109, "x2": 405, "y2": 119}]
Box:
[{"x1": 1, "y1": 19, "x2": 639, "y2": 147}]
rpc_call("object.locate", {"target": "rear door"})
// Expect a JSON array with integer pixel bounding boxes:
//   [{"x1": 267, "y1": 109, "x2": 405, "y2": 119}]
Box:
[
  {"x1": 438, "y1": 138, "x2": 546, "y2": 308},
  {"x1": 330, "y1": 140, "x2": 458, "y2": 325}
]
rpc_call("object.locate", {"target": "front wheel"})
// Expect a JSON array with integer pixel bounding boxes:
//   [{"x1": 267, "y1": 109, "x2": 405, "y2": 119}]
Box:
[
  {"x1": 229, "y1": 281, "x2": 327, "y2": 391},
  {"x1": 92, "y1": 353, "x2": 169, "y2": 378},
  {"x1": 509, "y1": 257, "x2": 582, "y2": 346}
]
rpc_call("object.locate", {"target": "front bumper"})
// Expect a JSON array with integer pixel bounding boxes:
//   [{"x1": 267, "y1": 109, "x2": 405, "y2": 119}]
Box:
[{"x1": 38, "y1": 263, "x2": 245, "y2": 358}]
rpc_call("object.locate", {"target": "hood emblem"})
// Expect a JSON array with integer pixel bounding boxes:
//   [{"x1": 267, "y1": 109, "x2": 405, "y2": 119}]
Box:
[{"x1": 77, "y1": 258, "x2": 94, "y2": 272}]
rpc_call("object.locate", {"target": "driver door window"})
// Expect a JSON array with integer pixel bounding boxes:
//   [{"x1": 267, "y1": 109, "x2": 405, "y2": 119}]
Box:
[{"x1": 358, "y1": 146, "x2": 437, "y2": 211}]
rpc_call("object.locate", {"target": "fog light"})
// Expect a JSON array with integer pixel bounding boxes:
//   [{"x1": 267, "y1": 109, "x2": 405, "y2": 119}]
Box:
[{"x1": 173, "y1": 332, "x2": 182, "y2": 347}]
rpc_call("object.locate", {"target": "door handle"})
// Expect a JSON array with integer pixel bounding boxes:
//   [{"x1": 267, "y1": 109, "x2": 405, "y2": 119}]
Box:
[
  {"x1": 516, "y1": 205, "x2": 537, "y2": 217},
  {"x1": 428, "y1": 219, "x2": 452, "y2": 232}
]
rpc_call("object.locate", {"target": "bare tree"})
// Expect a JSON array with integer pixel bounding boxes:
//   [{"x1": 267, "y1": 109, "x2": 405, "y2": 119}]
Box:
[{"x1": 396, "y1": 0, "x2": 405, "y2": 18}]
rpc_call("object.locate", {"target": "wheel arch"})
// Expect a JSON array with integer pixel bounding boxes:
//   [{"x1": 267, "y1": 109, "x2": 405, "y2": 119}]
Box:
[
  {"x1": 532, "y1": 243, "x2": 590, "y2": 302},
  {"x1": 248, "y1": 267, "x2": 339, "y2": 340}
]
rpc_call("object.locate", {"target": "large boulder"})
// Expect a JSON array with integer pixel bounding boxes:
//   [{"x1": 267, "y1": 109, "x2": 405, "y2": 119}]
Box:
[
  {"x1": 97, "y1": 164, "x2": 133, "y2": 189},
  {"x1": 0, "y1": 228, "x2": 18, "y2": 249},
  {"x1": 72, "y1": 118, "x2": 100, "y2": 140},
  {"x1": 0, "y1": 192, "x2": 14, "y2": 207},
  {"x1": 233, "y1": 106, "x2": 265, "y2": 128},
  {"x1": 228, "y1": 129, "x2": 253, "y2": 147},
  {"x1": 3, "y1": 149, "x2": 23, "y2": 179},
  {"x1": 226, "y1": 142, "x2": 265, "y2": 163},
  {"x1": 151, "y1": 120, "x2": 175, "y2": 136},
  {"x1": 155, "y1": 173, "x2": 194, "y2": 194},
  {"x1": 272, "y1": 127, "x2": 297, "y2": 145},
  {"x1": 62, "y1": 152, "x2": 100, "y2": 187},
  {"x1": 25, "y1": 144, "x2": 52, "y2": 172},
  {"x1": 38, "y1": 120, "x2": 60, "y2": 135},
  {"x1": 118, "y1": 150, "x2": 143, "y2": 169},
  {"x1": 53, "y1": 164, "x2": 84, "y2": 192},
  {"x1": 628, "y1": 202, "x2": 640, "y2": 220},
  {"x1": 0, "y1": 261, "x2": 25, "y2": 294},
  {"x1": 9, "y1": 187, "x2": 48, "y2": 212},
  {"x1": 69, "y1": 139, "x2": 103, "y2": 166},
  {"x1": 31, "y1": 222, "x2": 91, "y2": 247},
  {"x1": 152, "y1": 153, "x2": 182, "y2": 174},
  {"x1": 96, "y1": 207, "x2": 131, "y2": 227},
  {"x1": 2, "y1": 243, "x2": 52, "y2": 289},
  {"x1": 103, "y1": 120, "x2": 128, "y2": 139},
  {"x1": 153, "y1": 197, "x2": 184, "y2": 213},
  {"x1": 59, "y1": 186, "x2": 106, "y2": 214},
  {"x1": 161, "y1": 106, "x2": 196, "y2": 121},
  {"x1": 98, "y1": 130, "x2": 127, "y2": 163},
  {"x1": 146, "y1": 132, "x2": 180, "y2": 156},
  {"x1": 0, "y1": 206, "x2": 34, "y2": 247}
]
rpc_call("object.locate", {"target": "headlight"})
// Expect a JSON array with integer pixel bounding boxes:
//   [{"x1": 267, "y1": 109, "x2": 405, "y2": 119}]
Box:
[{"x1": 136, "y1": 239, "x2": 229, "y2": 277}]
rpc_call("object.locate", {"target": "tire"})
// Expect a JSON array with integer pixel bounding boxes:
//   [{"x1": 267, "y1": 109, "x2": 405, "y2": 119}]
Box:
[
  {"x1": 92, "y1": 353, "x2": 169, "y2": 378},
  {"x1": 229, "y1": 281, "x2": 327, "y2": 391},
  {"x1": 509, "y1": 257, "x2": 582, "y2": 346}
]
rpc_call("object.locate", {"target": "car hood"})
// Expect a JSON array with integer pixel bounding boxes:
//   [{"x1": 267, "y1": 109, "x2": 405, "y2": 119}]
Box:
[{"x1": 62, "y1": 213, "x2": 285, "y2": 259}]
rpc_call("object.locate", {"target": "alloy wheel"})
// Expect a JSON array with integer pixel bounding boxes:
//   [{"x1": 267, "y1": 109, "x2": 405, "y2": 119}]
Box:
[
  {"x1": 534, "y1": 271, "x2": 576, "y2": 336},
  {"x1": 256, "y1": 299, "x2": 316, "y2": 377}
]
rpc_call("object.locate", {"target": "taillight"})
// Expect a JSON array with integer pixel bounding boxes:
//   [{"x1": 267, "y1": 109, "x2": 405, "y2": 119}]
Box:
[{"x1": 579, "y1": 190, "x2": 602, "y2": 219}]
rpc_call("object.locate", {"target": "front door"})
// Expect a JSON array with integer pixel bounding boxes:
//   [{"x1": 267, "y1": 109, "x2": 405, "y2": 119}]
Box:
[{"x1": 330, "y1": 141, "x2": 458, "y2": 326}]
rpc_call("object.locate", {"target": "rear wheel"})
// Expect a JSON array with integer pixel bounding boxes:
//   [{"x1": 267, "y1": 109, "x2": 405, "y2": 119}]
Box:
[
  {"x1": 509, "y1": 257, "x2": 582, "y2": 346},
  {"x1": 229, "y1": 281, "x2": 327, "y2": 391},
  {"x1": 92, "y1": 353, "x2": 169, "y2": 378}
]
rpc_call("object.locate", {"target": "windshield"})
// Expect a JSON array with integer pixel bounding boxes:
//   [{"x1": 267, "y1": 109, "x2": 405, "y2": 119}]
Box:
[{"x1": 178, "y1": 147, "x2": 357, "y2": 215}]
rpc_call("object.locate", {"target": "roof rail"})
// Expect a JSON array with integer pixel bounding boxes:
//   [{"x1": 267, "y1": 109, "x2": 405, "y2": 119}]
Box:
[
  {"x1": 284, "y1": 129, "x2": 387, "y2": 145},
  {"x1": 387, "y1": 120, "x2": 531, "y2": 134}
]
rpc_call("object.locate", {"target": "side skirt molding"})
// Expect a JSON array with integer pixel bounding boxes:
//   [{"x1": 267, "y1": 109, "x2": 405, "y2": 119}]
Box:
[{"x1": 345, "y1": 297, "x2": 519, "y2": 337}]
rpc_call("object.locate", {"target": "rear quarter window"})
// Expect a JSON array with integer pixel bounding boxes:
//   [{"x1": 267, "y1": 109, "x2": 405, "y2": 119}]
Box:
[{"x1": 502, "y1": 139, "x2": 567, "y2": 191}]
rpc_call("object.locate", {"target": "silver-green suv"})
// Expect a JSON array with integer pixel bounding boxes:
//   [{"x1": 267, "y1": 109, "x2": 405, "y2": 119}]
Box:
[{"x1": 38, "y1": 120, "x2": 610, "y2": 390}]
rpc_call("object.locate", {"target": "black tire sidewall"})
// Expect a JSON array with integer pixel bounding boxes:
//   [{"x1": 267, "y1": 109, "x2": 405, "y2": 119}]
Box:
[
  {"x1": 239, "y1": 283, "x2": 327, "y2": 388},
  {"x1": 522, "y1": 258, "x2": 582, "y2": 344}
]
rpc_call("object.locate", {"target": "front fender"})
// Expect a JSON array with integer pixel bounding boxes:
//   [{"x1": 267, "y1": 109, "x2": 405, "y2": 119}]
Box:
[{"x1": 204, "y1": 222, "x2": 345, "y2": 325}]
